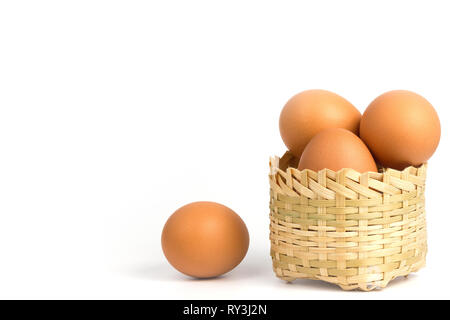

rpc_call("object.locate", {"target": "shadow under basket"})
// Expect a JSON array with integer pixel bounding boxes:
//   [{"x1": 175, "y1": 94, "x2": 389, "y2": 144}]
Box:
[{"x1": 269, "y1": 151, "x2": 427, "y2": 291}]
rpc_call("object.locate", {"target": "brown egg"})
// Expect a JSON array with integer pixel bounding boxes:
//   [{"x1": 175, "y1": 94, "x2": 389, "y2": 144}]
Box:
[
  {"x1": 279, "y1": 89, "x2": 361, "y2": 158},
  {"x1": 360, "y1": 90, "x2": 441, "y2": 170},
  {"x1": 298, "y1": 128, "x2": 378, "y2": 173},
  {"x1": 161, "y1": 201, "x2": 249, "y2": 278}
]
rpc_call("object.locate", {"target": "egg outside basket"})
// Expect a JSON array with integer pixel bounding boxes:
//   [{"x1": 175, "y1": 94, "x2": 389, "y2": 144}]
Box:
[{"x1": 269, "y1": 151, "x2": 427, "y2": 291}]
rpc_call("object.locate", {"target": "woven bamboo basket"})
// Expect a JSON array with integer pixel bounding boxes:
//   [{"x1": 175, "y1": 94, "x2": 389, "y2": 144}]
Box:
[{"x1": 269, "y1": 151, "x2": 427, "y2": 291}]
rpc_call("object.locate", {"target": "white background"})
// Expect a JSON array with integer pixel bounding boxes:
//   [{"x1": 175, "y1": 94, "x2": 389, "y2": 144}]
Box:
[{"x1": 0, "y1": 0, "x2": 449, "y2": 300}]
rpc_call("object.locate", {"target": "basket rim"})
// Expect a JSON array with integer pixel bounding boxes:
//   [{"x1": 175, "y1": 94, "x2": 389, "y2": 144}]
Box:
[
  {"x1": 269, "y1": 151, "x2": 427, "y2": 201},
  {"x1": 270, "y1": 151, "x2": 427, "y2": 177}
]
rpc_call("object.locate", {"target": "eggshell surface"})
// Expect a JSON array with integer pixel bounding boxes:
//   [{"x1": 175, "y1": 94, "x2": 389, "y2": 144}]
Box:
[
  {"x1": 360, "y1": 90, "x2": 440, "y2": 170},
  {"x1": 279, "y1": 89, "x2": 361, "y2": 158},
  {"x1": 298, "y1": 128, "x2": 378, "y2": 173},
  {"x1": 161, "y1": 201, "x2": 249, "y2": 278}
]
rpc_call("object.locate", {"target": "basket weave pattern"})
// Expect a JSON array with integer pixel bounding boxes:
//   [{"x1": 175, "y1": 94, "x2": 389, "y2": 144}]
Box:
[{"x1": 269, "y1": 152, "x2": 427, "y2": 291}]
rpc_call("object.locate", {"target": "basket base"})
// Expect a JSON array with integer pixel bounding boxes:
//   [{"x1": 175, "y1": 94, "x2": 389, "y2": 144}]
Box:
[
  {"x1": 274, "y1": 261, "x2": 425, "y2": 291},
  {"x1": 281, "y1": 276, "x2": 295, "y2": 283}
]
